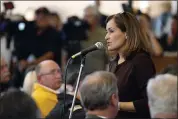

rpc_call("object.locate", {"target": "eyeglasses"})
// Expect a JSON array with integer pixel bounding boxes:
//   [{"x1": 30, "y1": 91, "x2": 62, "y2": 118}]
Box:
[{"x1": 40, "y1": 69, "x2": 61, "y2": 76}]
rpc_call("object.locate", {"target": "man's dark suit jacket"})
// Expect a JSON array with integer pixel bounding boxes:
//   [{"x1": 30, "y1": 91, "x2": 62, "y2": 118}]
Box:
[{"x1": 46, "y1": 93, "x2": 85, "y2": 119}]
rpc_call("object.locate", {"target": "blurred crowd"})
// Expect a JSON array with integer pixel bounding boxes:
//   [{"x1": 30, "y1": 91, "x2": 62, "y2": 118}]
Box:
[{"x1": 0, "y1": 1, "x2": 177, "y2": 119}]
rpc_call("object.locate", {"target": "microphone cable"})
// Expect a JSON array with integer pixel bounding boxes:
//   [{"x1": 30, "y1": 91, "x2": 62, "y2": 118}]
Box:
[{"x1": 62, "y1": 57, "x2": 73, "y2": 119}]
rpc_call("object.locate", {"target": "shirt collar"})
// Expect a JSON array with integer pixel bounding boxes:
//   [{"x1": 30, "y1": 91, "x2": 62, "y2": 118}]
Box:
[
  {"x1": 98, "y1": 115, "x2": 107, "y2": 118},
  {"x1": 37, "y1": 83, "x2": 60, "y2": 94}
]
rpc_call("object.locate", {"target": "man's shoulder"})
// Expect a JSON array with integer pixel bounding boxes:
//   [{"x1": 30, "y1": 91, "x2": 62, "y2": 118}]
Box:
[
  {"x1": 32, "y1": 87, "x2": 57, "y2": 100},
  {"x1": 32, "y1": 91, "x2": 57, "y2": 105},
  {"x1": 32, "y1": 89, "x2": 47, "y2": 100}
]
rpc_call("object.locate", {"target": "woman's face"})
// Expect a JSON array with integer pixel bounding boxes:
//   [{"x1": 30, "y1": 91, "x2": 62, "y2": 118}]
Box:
[{"x1": 105, "y1": 18, "x2": 126, "y2": 52}]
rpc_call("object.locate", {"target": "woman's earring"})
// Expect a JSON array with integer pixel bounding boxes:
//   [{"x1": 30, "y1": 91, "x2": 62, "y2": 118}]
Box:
[{"x1": 125, "y1": 34, "x2": 128, "y2": 39}]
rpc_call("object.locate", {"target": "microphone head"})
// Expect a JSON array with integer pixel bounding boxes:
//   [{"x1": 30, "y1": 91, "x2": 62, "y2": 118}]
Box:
[{"x1": 95, "y1": 42, "x2": 104, "y2": 49}]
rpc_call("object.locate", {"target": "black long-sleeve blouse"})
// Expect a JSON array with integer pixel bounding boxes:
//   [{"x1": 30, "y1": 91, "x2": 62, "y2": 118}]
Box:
[{"x1": 109, "y1": 50, "x2": 156, "y2": 118}]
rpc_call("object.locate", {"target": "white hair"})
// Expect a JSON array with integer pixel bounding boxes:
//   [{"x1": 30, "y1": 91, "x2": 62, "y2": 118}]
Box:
[
  {"x1": 147, "y1": 74, "x2": 177, "y2": 118},
  {"x1": 22, "y1": 71, "x2": 37, "y2": 95}
]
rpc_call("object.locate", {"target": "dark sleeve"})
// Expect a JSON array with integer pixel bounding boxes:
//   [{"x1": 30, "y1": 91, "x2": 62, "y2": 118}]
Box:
[
  {"x1": 46, "y1": 102, "x2": 64, "y2": 119},
  {"x1": 46, "y1": 30, "x2": 62, "y2": 54},
  {"x1": 132, "y1": 54, "x2": 156, "y2": 116},
  {"x1": 6, "y1": 21, "x2": 13, "y2": 49}
]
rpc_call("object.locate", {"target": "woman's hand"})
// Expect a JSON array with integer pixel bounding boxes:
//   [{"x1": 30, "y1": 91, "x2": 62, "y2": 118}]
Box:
[{"x1": 118, "y1": 102, "x2": 136, "y2": 112}]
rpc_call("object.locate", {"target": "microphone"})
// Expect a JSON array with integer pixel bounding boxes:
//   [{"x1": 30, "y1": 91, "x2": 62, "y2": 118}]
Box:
[{"x1": 71, "y1": 42, "x2": 104, "y2": 59}]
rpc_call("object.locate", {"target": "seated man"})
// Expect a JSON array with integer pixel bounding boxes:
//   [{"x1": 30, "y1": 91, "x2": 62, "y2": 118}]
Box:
[
  {"x1": 0, "y1": 88, "x2": 40, "y2": 119},
  {"x1": 147, "y1": 74, "x2": 177, "y2": 118},
  {"x1": 0, "y1": 56, "x2": 12, "y2": 95},
  {"x1": 31, "y1": 60, "x2": 62, "y2": 117},
  {"x1": 46, "y1": 72, "x2": 86, "y2": 119},
  {"x1": 79, "y1": 71, "x2": 119, "y2": 119}
]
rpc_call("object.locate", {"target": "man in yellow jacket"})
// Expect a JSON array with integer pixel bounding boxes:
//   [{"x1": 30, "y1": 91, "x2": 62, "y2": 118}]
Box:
[{"x1": 32, "y1": 60, "x2": 62, "y2": 118}]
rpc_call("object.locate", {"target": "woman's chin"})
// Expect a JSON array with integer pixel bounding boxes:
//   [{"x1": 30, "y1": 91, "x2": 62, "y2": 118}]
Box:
[
  {"x1": 107, "y1": 47, "x2": 112, "y2": 51},
  {"x1": 108, "y1": 47, "x2": 115, "y2": 52}
]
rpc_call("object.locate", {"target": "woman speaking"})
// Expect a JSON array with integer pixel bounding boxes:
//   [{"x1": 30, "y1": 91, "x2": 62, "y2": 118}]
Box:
[{"x1": 105, "y1": 12, "x2": 156, "y2": 118}]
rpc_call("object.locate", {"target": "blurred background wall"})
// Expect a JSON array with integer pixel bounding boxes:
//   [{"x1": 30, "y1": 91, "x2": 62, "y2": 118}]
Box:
[
  {"x1": 1, "y1": 1, "x2": 127, "y2": 22},
  {"x1": 1, "y1": 1, "x2": 176, "y2": 21}
]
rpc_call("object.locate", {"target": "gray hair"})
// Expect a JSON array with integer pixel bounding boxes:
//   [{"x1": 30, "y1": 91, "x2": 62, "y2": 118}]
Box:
[
  {"x1": 160, "y1": 64, "x2": 178, "y2": 76},
  {"x1": 147, "y1": 74, "x2": 177, "y2": 118},
  {"x1": 84, "y1": 5, "x2": 100, "y2": 18},
  {"x1": 79, "y1": 71, "x2": 118, "y2": 111}
]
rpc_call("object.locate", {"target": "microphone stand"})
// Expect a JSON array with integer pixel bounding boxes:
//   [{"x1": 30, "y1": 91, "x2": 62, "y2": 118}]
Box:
[{"x1": 68, "y1": 56, "x2": 86, "y2": 119}]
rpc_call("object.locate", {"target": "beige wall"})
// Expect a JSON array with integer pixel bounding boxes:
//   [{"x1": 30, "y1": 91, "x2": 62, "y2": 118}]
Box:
[
  {"x1": 1, "y1": 1, "x2": 127, "y2": 22},
  {"x1": 149, "y1": 1, "x2": 171, "y2": 18},
  {"x1": 1, "y1": 1, "x2": 94, "y2": 22},
  {"x1": 1, "y1": 1, "x2": 177, "y2": 20}
]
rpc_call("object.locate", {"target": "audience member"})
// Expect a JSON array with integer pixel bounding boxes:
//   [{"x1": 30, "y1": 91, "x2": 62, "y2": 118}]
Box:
[
  {"x1": 30, "y1": 7, "x2": 63, "y2": 66},
  {"x1": 147, "y1": 74, "x2": 177, "y2": 118},
  {"x1": 94, "y1": 0, "x2": 108, "y2": 28},
  {"x1": 10, "y1": 7, "x2": 63, "y2": 88},
  {"x1": 32, "y1": 60, "x2": 62, "y2": 117},
  {"x1": 22, "y1": 65, "x2": 37, "y2": 95},
  {"x1": 82, "y1": 5, "x2": 108, "y2": 74},
  {"x1": 48, "y1": 12, "x2": 63, "y2": 31},
  {"x1": 46, "y1": 72, "x2": 86, "y2": 119},
  {"x1": 0, "y1": 56, "x2": 13, "y2": 95},
  {"x1": 0, "y1": 88, "x2": 40, "y2": 119},
  {"x1": 79, "y1": 71, "x2": 119, "y2": 119},
  {"x1": 63, "y1": 16, "x2": 88, "y2": 64},
  {"x1": 160, "y1": 14, "x2": 178, "y2": 52},
  {"x1": 48, "y1": 12, "x2": 67, "y2": 71},
  {"x1": 154, "y1": 3, "x2": 172, "y2": 39},
  {"x1": 82, "y1": 5, "x2": 106, "y2": 48},
  {"x1": 106, "y1": 12, "x2": 156, "y2": 118}
]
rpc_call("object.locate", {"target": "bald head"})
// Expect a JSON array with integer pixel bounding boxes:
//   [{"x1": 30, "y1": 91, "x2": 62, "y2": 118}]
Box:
[
  {"x1": 35, "y1": 60, "x2": 57, "y2": 75},
  {"x1": 35, "y1": 60, "x2": 62, "y2": 90},
  {"x1": 79, "y1": 71, "x2": 118, "y2": 112}
]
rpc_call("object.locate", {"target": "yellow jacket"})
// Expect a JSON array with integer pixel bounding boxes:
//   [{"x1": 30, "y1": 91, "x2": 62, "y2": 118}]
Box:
[{"x1": 32, "y1": 83, "x2": 58, "y2": 118}]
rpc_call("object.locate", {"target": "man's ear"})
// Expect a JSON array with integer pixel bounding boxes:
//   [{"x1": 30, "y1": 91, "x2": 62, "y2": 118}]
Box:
[{"x1": 111, "y1": 93, "x2": 119, "y2": 107}]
